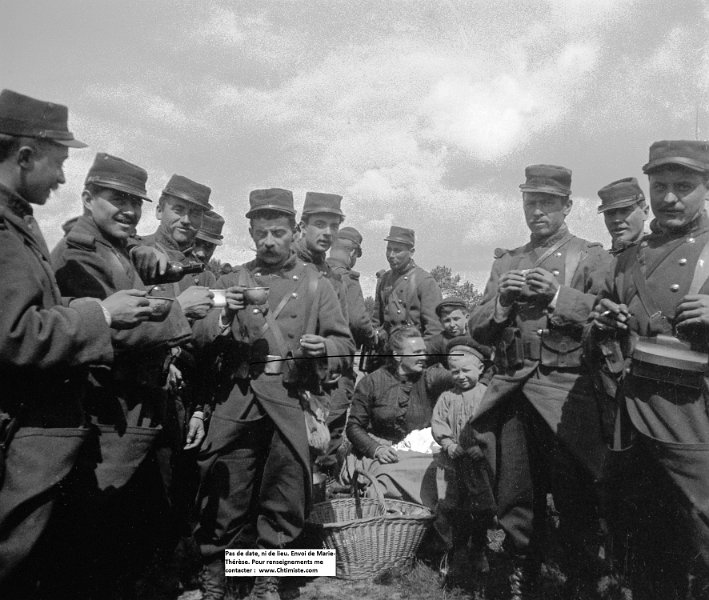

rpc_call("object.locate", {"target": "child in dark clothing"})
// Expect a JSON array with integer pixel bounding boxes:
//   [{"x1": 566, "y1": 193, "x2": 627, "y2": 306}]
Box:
[{"x1": 431, "y1": 336, "x2": 495, "y2": 587}]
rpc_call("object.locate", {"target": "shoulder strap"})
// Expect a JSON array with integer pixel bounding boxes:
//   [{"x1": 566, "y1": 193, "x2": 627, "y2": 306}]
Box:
[
  {"x1": 562, "y1": 238, "x2": 586, "y2": 287},
  {"x1": 630, "y1": 261, "x2": 669, "y2": 332},
  {"x1": 404, "y1": 269, "x2": 418, "y2": 327},
  {"x1": 688, "y1": 239, "x2": 709, "y2": 295},
  {"x1": 534, "y1": 232, "x2": 574, "y2": 268}
]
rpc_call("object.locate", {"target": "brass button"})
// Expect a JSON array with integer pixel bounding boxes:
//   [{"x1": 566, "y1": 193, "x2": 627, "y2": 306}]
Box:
[
  {"x1": 537, "y1": 329, "x2": 543, "y2": 335},
  {"x1": 679, "y1": 258, "x2": 688, "y2": 266},
  {"x1": 640, "y1": 241, "x2": 648, "y2": 247},
  {"x1": 252, "y1": 308, "x2": 260, "y2": 314},
  {"x1": 293, "y1": 275, "x2": 298, "y2": 280},
  {"x1": 404, "y1": 276, "x2": 408, "y2": 281},
  {"x1": 670, "y1": 284, "x2": 680, "y2": 292},
  {"x1": 291, "y1": 292, "x2": 298, "y2": 298},
  {"x1": 688, "y1": 237, "x2": 696, "y2": 244},
  {"x1": 555, "y1": 252, "x2": 562, "y2": 257},
  {"x1": 255, "y1": 273, "x2": 261, "y2": 276},
  {"x1": 552, "y1": 269, "x2": 560, "y2": 276},
  {"x1": 397, "y1": 309, "x2": 401, "y2": 314}
]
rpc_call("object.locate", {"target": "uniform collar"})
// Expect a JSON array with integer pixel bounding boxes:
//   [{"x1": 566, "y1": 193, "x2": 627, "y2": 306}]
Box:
[
  {"x1": 69, "y1": 214, "x2": 129, "y2": 252},
  {"x1": 0, "y1": 181, "x2": 34, "y2": 219},
  {"x1": 294, "y1": 237, "x2": 326, "y2": 266},
  {"x1": 529, "y1": 223, "x2": 570, "y2": 248},
  {"x1": 154, "y1": 224, "x2": 194, "y2": 258},
  {"x1": 326, "y1": 256, "x2": 349, "y2": 271}
]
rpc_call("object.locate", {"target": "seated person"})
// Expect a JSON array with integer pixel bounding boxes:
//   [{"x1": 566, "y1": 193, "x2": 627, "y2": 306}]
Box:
[
  {"x1": 427, "y1": 296, "x2": 470, "y2": 366},
  {"x1": 343, "y1": 326, "x2": 454, "y2": 506},
  {"x1": 432, "y1": 336, "x2": 496, "y2": 586}
]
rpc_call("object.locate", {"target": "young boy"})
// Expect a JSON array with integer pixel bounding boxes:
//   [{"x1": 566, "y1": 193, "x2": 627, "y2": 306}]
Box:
[
  {"x1": 427, "y1": 296, "x2": 469, "y2": 366},
  {"x1": 432, "y1": 336, "x2": 496, "y2": 588}
]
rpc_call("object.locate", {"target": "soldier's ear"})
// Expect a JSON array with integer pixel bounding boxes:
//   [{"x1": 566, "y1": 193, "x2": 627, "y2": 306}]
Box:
[
  {"x1": 81, "y1": 189, "x2": 93, "y2": 212},
  {"x1": 16, "y1": 145, "x2": 36, "y2": 170},
  {"x1": 410, "y1": 246, "x2": 416, "y2": 255},
  {"x1": 562, "y1": 198, "x2": 573, "y2": 216}
]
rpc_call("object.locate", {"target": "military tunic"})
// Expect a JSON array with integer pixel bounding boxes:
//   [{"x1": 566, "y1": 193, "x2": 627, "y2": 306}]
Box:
[
  {"x1": 373, "y1": 260, "x2": 443, "y2": 342},
  {"x1": 0, "y1": 185, "x2": 114, "y2": 589},
  {"x1": 594, "y1": 211, "x2": 709, "y2": 586},
  {"x1": 470, "y1": 224, "x2": 611, "y2": 559},
  {"x1": 194, "y1": 252, "x2": 353, "y2": 558}
]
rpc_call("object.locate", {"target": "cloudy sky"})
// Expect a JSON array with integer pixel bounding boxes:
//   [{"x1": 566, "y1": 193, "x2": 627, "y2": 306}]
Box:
[{"x1": 3, "y1": 0, "x2": 709, "y2": 296}]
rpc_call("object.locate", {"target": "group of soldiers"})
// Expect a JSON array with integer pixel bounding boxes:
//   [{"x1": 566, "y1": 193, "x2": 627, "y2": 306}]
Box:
[{"x1": 1, "y1": 84, "x2": 709, "y2": 600}]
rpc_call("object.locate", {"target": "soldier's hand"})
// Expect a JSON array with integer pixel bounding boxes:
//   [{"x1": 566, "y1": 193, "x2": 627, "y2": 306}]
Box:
[
  {"x1": 184, "y1": 412, "x2": 206, "y2": 450},
  {"x1": 447, "y1": 443, "x2": 465, "y2": 459},
  {"x1": 591, "y1": 298, "x2": 630, "y2": 331},
  {"x1": 466, "y1": 445, "x2": 485, "y2": 461},
  {"x1": 101, "y1": 289, "x2": 152, "y2": 329},
  {"x1": 300, "y1": 334, "x2": 327, "y2": 357},
  {"x1": 222, "y1": 285, "x2": 246, "y2": 322},
  {"x1": 525, "y1": 267, "x2": 559, "y2": 301},
  {"x1": 675, "y1": 294, "x2": 709, "y2": 332},
  {"x1": 498, "y1": 270, "x2": 526, "y2": 306},
  {"x1": 374, "y1": 445, "x2": 399, "y2": 464},
  {"x1": 177, "y1": 286, "x2": 214, "y2": 320},
  {"x1": 167, "y1": 363, "x2": 184, "y2": 393},
  {"x1": 130, "y1": 245, "x2": 168, "y2": 282}
]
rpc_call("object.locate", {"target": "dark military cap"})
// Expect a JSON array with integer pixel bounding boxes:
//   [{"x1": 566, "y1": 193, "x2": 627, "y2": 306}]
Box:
[
  {"x1": 162, "y1": 174, "x2": 212, "y2": 210},
  {"x1": 302, "y1": 192, "x2": 344, "y2": 217},
  {"x1": 384, "y1": 225, "x2": 415, "y2": 247},
  {"x1": 435, "y1": 295, "x2": 469, "y2": 317},
  {"x1": 642, "y1": 140, "x2": 709, "y2": 174},
  {"x1": 597, "y1": 177, "x2": 645, "y2": 213},
  {"x1": 519, "y1": 164, "x2": 572, "y2": 197},
  {"x1": 0, "y1": 89, "x2": 86, "y2": 148},
  {"x1": 446, "y1": 335, "x2": 492, "y2": 362},
  {"x1": 336, "y1": 226, "x2": 363, "y2": 256},
  {"x1": 246, "y1": 188, "x2": 295, "y2": 218},
  {"x1": 85, "y1": 152, "x2": 151, "y2": 201},
  {"x1": 196, "y1": 210, "x2": 224, "y2": 245}
]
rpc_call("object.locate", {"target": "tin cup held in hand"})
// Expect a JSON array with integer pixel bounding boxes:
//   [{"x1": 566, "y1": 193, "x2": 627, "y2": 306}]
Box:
[
  {"x1": 145, "y1": 296, "x2": 174, "y2": 322},
  {"x1": 243, "y1": 286, "x2": 269, "y2": 305},
  {"x1": 210, "y1": 289, "x2": 227, "y2": 309}
]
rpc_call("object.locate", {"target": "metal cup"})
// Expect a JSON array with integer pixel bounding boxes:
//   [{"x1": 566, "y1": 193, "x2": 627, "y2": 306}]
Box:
[{"x1": 210, "y1": 289, "x2": 227, "y2": 309}]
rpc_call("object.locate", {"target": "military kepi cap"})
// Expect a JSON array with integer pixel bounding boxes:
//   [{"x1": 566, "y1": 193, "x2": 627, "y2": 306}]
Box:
[
  {"x1": 246, "y1": 188, "x2": 295, "y2": 218},
  {"x1": 435, "y1": 295, "x2": 469, "y2": 317},
  {"x1": 0, "y1": 89, "x2": 86, "y2": 148},
  {"x1": 384, "y1": 225, "x2": 415, "y2": 247},
  {"x1": 642, "y1": 140, "x2": 709, "y2": 174},
  {"x1": 336, "y1": 226, "x2": 363, "y2": 256},
  {"x1": 196, "y1": 210, "x2": 225, "y2": 245},
  {"x1": 302, "y1": 192, "x2": 344, "y2": 217},
  {"x1": 597, "y1": 177, "x2": 645, "y2": 213},
  {"x1": 85, "y1": 152, "x2": 151, "y2": 201},
  {"x1": 519, "y1": 164, "x2": 572, "y2": 197},
  {"x1": 163, "y1": 174, "x2": 212, "y2": 210}
]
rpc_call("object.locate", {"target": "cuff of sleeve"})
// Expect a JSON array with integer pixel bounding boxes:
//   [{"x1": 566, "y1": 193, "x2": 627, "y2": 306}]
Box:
[
  {"x1": 494, "y1": 297, "x2": 512, "y2": 322},
  {"x1": 96, "y1": 300, "x2": 112, "y2": 326}
]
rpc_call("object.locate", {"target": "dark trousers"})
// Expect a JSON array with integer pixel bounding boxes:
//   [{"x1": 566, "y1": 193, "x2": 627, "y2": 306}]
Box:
[
  {"x1": 497, "y1": 393, "x2": 603, "y2": 575},
  {"x1": 196, "y1": 413, "x2": 307, "y2": 561},
  {"x1": 318, "y1": 373, "x2": 354, "y2": 471}
]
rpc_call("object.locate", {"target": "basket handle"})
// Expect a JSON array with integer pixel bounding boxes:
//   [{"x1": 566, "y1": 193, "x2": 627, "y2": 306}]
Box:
[{"x1": 352, "y1": 468, "x2": 387, "y2": 519}]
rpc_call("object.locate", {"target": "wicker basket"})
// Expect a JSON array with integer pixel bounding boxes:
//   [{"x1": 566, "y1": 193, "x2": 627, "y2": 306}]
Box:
[{"x1": 306, "y1": 469, "x2": 435, "y2": 579}]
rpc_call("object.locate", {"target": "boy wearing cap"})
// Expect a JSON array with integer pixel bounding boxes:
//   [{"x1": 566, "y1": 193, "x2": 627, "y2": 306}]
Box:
[
  {"x1": 372, "y1": 225, "x2": 443, "y2": 348},
  {"x1": 592, "y1": 140, "x2": 709, "y2": 598},
  {"x1": 470, "y1": 164, "x2": 611, "y2": 597},
  {"x1": 194, "y1": 188, "x2": 353, "y2": 600},
  {"x1": 49, "y1": 153, "x2": 197, "y2": 597},
  {"x1": 427, "y1": 296, "x2": 470, "y2": 366},
  {"x1": 597, "y1": 177, "x2": 649, "y2": 254},
  {"x1": 0, "y1": 90, "x2": 153, "y2": 594},
  {"x1": 432, "y1": 337, "x2": 495, "y2": 588}
]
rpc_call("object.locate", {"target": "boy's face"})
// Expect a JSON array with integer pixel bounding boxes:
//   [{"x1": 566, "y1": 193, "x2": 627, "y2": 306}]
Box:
[
  {"x1": 440, "y1": 308, "x2": 468, "y2": 337},
  {"x1": 448, "y1": 353, "x2": 483, "y2": 390}
]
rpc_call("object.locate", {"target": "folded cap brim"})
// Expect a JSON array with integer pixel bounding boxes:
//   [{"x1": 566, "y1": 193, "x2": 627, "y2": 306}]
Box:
[
  {"x1": 642, "y1": 157, "x2": 709, "y2": 174},
  {"x1": 597, "y1": 197, "x2": 640, "y2": 213},
  {"x1": 245, "y1": 204, "x2": 296, "y2": 218},
  {"x1": 54, "y1": 137, "x2": 88, "y2": 149},
  {"x1": 196, "y1": 232, "x2": 223, "y2": 245},
  {"x1": 383, "y1": 236, "x2": 414, "y2": 245},
  {"x1": 519, "y1": 184, "x2": 570, "y2": 196},
  {"x1": 86, "y1": 177, "x2": 151, "y2": 201}
]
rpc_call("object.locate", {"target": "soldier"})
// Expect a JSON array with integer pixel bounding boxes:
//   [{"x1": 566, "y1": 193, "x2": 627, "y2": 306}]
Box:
[
  {"x1": 194, "y1": 209, "x2": 225, "y2": 266},
  {"x1": 327, "y1": 226, "x2": 377, "y2": 348},
  {"x1": 0, "y1": 89, "x2": 152, "y2": 596},
  {"x1": 469, "y1": 164, "x2": 611, "y2": 598},
  {"x1": 591, "y1": 140, "x2": 709, "y2": 599},
  {"x1": 372, "y1": 225, "x2": 443, "y2": 347},
  {"x1": 194, "y1": 188, "x2": 353, "y2": 600},
  {"x1": 142, "y1": 173, "x2": 217, "y2": 301},
  {"x1": 50, "y1": 152, "x2": 196, "y2": 598},
  {"x1": 294, "y1": 191, "x2": 349, "y2": 317},
  {"x1": 597, "y1": 177, "x2": 648, "y2": 254}
]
